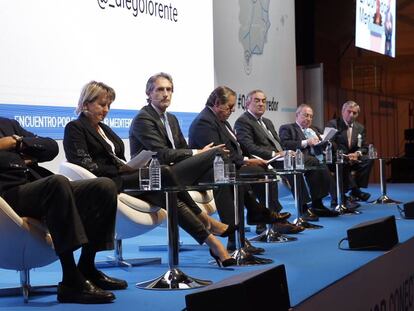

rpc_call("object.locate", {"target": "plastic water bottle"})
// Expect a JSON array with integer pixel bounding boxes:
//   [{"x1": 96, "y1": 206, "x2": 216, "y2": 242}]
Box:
[
  {"x1": 368, "y1": 144, "x2": 377, "y2": 159},
  {"x1": 149, "y1": 155, "x2": 161, "y2": 190},
  {"x1": 284, "y1": 150, "x2": 293, "y2": 170},
  {"x1": 336, "y1": 149, "x2": 344, "y2": 163},
  {"x1": 213, "y1": 153, "x2": 225, "y2": 182},
  {"x1": 295, "y1": 148, "x2": 304, "y2": 169},
  {"x1": 325, "y1": 143, "x2": 333, "y2": 164}
]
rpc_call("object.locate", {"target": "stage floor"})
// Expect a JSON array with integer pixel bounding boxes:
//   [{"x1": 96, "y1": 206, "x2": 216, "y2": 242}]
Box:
[{"x1": 1, "y1": 183, "x2": 413, "y2": 311}]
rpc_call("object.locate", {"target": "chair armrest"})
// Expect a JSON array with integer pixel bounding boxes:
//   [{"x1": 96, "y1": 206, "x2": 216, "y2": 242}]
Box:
[
  {"x1": 59, "y1": 161, "x2": 97, "y2": 180},
  {"x1": 118, "y1": 193, "x2": 160, "y2": 213}
]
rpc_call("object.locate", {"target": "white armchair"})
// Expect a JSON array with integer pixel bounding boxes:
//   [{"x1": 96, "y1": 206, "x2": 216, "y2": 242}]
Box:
[
  {"x1": 188, "y1": 190, "x2": 217, "y2": 216},
  {"x1": 0, "y1": 197, "x2": 58, "y2": 303},
  {"x1": 59, "y1": 162, "x2": 167, "y2": 268}
]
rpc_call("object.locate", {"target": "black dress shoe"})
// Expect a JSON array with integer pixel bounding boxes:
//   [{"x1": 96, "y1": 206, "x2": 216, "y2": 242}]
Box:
[
  {"x1": 301, "y1": 208, "x2": 319, "y2": 222},
  {"x1": 226, "y1": 240, "x2": 265, "y2": 255},
  {"x1": 244, "y1": 240, "x2": 265, "y2": 255},
  {"x1": 57, "y1": 280, "x2": 115, "y2": 304},
  {"x1": 255, "y1": 223, "x2": 266, "y2": 235},
  {"x1": 310, "y1": 207, "x2": 340, "y2": 217},
  {"x1": 273, "y1": 221, "x2": 305, "y2": 234},
  {"x1": 351, "y1": 190, "x2": 371, "y2": 202},
  {"x1": 246, "y1": 210, "x2": 290, "y2": 225},
  {"x1": 88, "y1": 271, "x2": 128, "y2": 290}
]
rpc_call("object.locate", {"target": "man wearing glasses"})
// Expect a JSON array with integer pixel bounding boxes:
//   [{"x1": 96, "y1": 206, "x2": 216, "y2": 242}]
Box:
[
  {"x1": 278, "y1": 104, "x2": 339, "y2": 216},
  {"x1": 189, "y1": 86, "x2": 300, "y2": 250}
]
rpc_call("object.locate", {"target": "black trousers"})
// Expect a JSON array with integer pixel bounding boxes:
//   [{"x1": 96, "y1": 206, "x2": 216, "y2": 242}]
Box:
[
  {"x1": 120, "y1": 167, "x2": 209, "y2": 245},
  {"x1": 212, "y1": 165, "x2": 281, "y2": 227},
  {"x1": 3, "y1": 175, "x2": 117, "y2": 255},
  {"x1": 343, "y1": 157, "x2": 374, "y2": 191}
]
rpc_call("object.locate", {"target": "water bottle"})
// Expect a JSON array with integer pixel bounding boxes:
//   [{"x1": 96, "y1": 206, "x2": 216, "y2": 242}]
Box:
[
  {"x1": 295, "y1": 148, "x2": 304, "y2": 169},
  {"x1": 149, "y1": 155, "x2": 161, "y2": 190},
  {"x1": 368, "y1": 144, "x2": 377, "y2": 159},
  {"x1": 336, "y1": 149, "x2": 344, "y2": 163},
  {"x1": 284, "y1": 150, "x2": 293, "y2": 170},
  {"x1": 213, "y1": 153, "x2": 225, "y2": 182},
  {"x1": 325, "y1": 143, "x2": 333, "y2": 164}
]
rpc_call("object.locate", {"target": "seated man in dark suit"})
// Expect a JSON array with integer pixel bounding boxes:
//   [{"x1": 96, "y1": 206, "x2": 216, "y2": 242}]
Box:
[
  {"x1": 278, "y1": 104, "x2": 339, "y2": 217},
  {"x1": 129, "y1": 73, "x2": 289, "y2": 253},
  {"x1": 0, "y1": 117, "x2": 125, "y2": 304},
  {"x1": 188, "y1": 86, "x2": 302, "y2": 237},
  {"x1": 326, "y1": 100, "x2": 373, "y2": 202},
  {"x1": 235, "y1": 90, "x2": 321, "y2": 224}
]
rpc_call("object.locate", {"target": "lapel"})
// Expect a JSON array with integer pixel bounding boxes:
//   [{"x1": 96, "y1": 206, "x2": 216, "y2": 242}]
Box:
[
  {"x1": 79, "y1": 114, "x2": 114, "y2": 156},
  {"x1": 294, "y1": 123, "x2": 307, "y2": 140},
  {"x1": 145, "y1": 104, "x2": 171, "y2": 144},
  {"x1": 207, "y1": 108, "x2": 241, "y2": 154},
  {"x1": 245, "y1": 112, "x2": 277, "y2": 146}
]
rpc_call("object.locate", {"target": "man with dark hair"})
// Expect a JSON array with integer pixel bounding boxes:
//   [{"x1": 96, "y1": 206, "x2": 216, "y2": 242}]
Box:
[
  {"x1": 188, "y1": 86, "x2": 301, "y2": 239},
  {"x1": 0, "y1": 117, "x2": 125, "y2": 304},
  {"x1": 326, "y1": 100, "x2": 373, "y2": 202},
  {"x1": 129, "y1": 74, "x2": 289, "y2": 252}
]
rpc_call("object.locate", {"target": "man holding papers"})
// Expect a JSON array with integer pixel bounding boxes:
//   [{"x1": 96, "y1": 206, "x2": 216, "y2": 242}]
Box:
[
  {"x1": 279, "y1": 104, "x2": 339, "y2": 217},
  {"x1": 326, "y1": 100, "x2": 373, "y2": 202}
]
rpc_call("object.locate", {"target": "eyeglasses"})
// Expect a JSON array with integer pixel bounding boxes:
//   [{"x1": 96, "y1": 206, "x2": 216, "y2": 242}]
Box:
[
  {"x1": 300, "y1": 113, "x2": 313, "y2": 119},
  {"x1": 217, "y1": 105, "x2": 235, "y2": 112}
]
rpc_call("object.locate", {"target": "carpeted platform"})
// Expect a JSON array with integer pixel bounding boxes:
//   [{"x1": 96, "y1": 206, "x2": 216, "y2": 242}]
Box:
[{"x1": 1, "y1": 183, "x2": 413, "y2": 311}]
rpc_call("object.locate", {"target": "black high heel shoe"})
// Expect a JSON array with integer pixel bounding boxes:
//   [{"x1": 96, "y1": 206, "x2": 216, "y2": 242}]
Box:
[
  {"x1": 215, "y1": 224, "x2": 238, "y2": 238},
  {"x1": 209, "y1": 249, "x2": 237, "y2": 267}
]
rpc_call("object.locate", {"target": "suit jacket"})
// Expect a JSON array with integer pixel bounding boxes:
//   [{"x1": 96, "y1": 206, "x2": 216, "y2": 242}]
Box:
[
  {"x1": 326, "y1": 117, "x2": 368, "y2": 155},
  {"x1": 63, "y1": 113, "x2": 126, "y2": 189},
  {"x1": 188, "y1": 107, "x2": 245, "y2": 166},
  {"x1": 0, "y1": 117, "x2": 58, "y2": 194},
  {"x1": 234, "y1": 111, "x2": 283, "y2": 160},
  {"x1": 129, "y1": 104, "x2": 193, "y2": 165},
  {"x1": 278, "y1": 122, "x2": 325, "y2": 156}
]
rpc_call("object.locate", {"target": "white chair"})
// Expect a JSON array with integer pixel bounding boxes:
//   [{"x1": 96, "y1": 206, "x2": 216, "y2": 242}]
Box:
[
  {"x1": 188, "y1": 190, "x2": 217, "y2": 215},
  {"x1": 0, "y1": 197, "x2": 58, "y2": 303},
  {"x1": 59, "y1": 162, "x2": 167, "y2": 268}
]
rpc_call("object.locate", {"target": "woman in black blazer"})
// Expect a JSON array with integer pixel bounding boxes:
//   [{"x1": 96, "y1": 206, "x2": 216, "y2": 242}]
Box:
[{"x1": 63, "y1": 81, "x2": 235, "y2": 267}]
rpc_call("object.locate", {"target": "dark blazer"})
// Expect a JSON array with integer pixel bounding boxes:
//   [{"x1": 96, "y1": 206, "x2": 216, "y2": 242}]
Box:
[
  {"x1": 63, "y1": 113, "x2": 126, "y2": 189},
  {"x1": 278, "y1": 122, "x2": 325, "y2": 156},
  {"x1": 326, "y1": 118, "x2": 368, "y2": 155},
  {"x1": 188, "y1": 107, "x2": 245, "y2": 166},
  {"x1": 234, "y1": 111, "x2": 282, "y2": 160},
  {"x1": 129, "y1": 104, "x2": 193, "y2": 165},
  {"x1": 0, "y1": 117, "x2": 58, "y2": 194}
]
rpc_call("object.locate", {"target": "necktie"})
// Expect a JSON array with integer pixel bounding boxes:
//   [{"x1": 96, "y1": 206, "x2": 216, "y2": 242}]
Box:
[
  {"x1": 160, "y1": 113, "x2": 176, "y2": 149},
  {"x1": 258, "y1": 118, "x2": 283, "y2": 152},
  {"x1": 347, "y1": 125, "x2": 352, "y2": 148}
]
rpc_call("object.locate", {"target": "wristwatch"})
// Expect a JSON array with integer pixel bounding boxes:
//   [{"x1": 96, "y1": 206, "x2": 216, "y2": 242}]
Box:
[{"x1": 12, "y1": 134, "x2": 23, "y2": 151}]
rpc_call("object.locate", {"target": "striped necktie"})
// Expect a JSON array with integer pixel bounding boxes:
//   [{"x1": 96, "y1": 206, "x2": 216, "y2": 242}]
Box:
[
  {"x1": 258, "y1": 118, "x2": 283, "y2": 151},
  {"x1": 160, "y1": 113, "x2": 176, "y2": 149}
]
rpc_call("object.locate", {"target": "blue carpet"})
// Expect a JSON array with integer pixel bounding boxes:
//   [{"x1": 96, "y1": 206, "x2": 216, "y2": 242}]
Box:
[{"x1": 1, "y1": 183, "x2": 413, "y2": 310}]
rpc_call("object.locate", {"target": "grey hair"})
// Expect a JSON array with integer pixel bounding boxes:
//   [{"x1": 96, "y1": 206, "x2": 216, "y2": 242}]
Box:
[
  {"x1": 145, "y1": 72, "x2": 174, "y2": 103},
  {"x1": 246, "y1": 89, "x2": 265, "y2": 103},
  {"x1": 342, "y1": 100, "x2": 360, "y2": 113},
  {"x1": 295, "y1": 103, "x2": 312, "y2": 116}
]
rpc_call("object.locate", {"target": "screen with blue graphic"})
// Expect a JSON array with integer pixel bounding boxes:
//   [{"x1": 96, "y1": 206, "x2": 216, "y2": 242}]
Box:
[{"x1": 0, "y1": 0, "x2": 214, "y2": 138}]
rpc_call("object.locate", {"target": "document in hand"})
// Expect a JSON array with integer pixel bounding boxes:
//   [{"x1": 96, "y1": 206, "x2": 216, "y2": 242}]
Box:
[
  {"x1": 127, "y1": 150, "x2": 156, "y2": 169},
  {"x1": 252, "y1": 154, "x2": 283, "y2": 164},
  {"x1": 317, "y1": 127, "x2": 337, "y2": 144}
]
